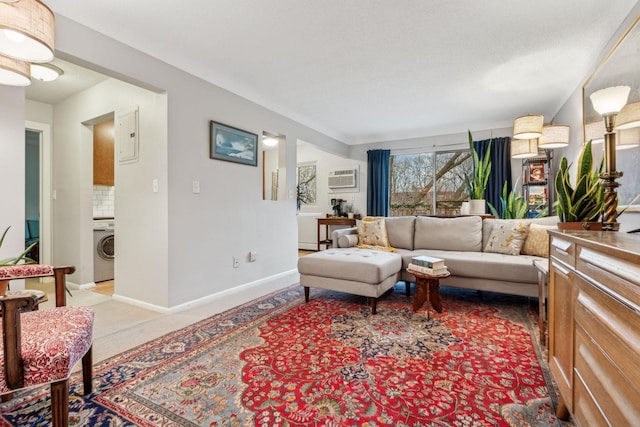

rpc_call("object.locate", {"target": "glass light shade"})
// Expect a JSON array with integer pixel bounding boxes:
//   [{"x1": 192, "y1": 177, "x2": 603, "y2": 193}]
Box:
[
  {"x1": 511, "y1": 138, "x2": 539, "y2": 158},
  {"x1": 584, "y1": 121, "x2": 605, "y2": 144},
  {"x1": 262, "y1": 137, "x2": 278, "y2": 147},
  {"x1": 0, "y1": 53, "x2": 30, "y2": 85},
  {"x1": 616, "y1": 127, "x2": 640, "y2": 150},
  {"x1": 539, "y1": 125, "x2": 570, "y2": 148},
  {"x1": 513, "y1": 114, "x2": 544, "y2": 139},
  {"x1": 0, "y1": 0, "x2": 55, "y2": 62},
  {"x1": 589, "y1": 86, "x2": 630, "y2": 116},
  {"x1": 614, "y1": 101, "x2": 640, "y2": 130},
  {"x1": 30, "y1": 61, "x2": 62, "y2": 81}
]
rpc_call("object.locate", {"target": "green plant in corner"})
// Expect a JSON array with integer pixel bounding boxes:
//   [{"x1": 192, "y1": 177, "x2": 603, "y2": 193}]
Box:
[
  {"x1": 487, "y1": 180, "x2": 528, "y2": 219},
  {"x1": 554, "y1": 140, "x2": 605, "y2": 223},
  {"x1": 464, "y1": 130, "x2": 492, "y2": 200},
  {"x1": 0, "y1": 226, "x2": 36, "y2": 266}
]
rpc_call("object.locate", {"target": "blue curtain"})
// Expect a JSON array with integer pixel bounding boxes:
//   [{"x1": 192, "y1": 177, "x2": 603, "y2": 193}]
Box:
[
  {"x1": 367, "y1": 149, "x2": 390, "y2": 217},
  {"x1": 473, "y1": 137, "x2": 511, "y2": 218}
]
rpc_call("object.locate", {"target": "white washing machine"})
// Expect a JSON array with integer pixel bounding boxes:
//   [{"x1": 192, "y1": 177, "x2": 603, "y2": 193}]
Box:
[{"x1": 93, "y1": 219, "x2": 115, "y2": 282}]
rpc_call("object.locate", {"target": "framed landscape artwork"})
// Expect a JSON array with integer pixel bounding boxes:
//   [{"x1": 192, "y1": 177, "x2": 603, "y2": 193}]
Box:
[{"x1": 210, "y1": 121, "x2": 258, "y2": 166}]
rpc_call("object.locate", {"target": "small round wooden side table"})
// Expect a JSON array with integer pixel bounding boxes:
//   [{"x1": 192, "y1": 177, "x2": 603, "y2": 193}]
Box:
[{"x1": 408, "y1": 268, "x2": 450, "y2": 314}]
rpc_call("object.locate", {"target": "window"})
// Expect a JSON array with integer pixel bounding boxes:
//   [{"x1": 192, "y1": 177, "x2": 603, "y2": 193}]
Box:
[
  {"x1": 296, "y1": 163, "x2": 316, "y2": 208},
  {"x1": 389, "y1": 149, "x2": 472, "y2": 216}
]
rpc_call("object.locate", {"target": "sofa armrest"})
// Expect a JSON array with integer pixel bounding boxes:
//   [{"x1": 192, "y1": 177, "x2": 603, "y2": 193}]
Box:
[{"x1": 332, "y1": 227, "x2": 358, "y2": 248}]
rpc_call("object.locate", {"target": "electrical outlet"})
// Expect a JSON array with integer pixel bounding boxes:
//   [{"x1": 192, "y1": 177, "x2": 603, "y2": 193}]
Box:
[{"x1": 233, "y1": 257, "x2": 240, "y2": 268}]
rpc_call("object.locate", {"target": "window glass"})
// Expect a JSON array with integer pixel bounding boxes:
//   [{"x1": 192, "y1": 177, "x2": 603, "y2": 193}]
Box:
[{"x1": 389, "y1": 149, "x2": 472, "y2": 216}]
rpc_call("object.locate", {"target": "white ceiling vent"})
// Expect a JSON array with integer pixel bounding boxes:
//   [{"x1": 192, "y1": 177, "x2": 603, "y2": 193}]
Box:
[{"x1": 328, "y1": 169, "x2": 357, "y2": 188}]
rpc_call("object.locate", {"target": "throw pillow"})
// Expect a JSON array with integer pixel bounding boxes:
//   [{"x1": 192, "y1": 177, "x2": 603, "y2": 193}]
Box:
[
  {"x1": 521, "y1": 223, "x2": 557, "y2": 257},
  {"x1": 356, "y1": 218, "x2": 396, "y2": 252},
  {"x1": 483, "y1": 220, "x2": 530, "y2": 255}
]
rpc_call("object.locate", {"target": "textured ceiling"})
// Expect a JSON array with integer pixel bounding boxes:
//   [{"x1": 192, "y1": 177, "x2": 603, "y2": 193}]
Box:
[{"x1": 42, "y1": 0, "x2": 639, "y2": 144}]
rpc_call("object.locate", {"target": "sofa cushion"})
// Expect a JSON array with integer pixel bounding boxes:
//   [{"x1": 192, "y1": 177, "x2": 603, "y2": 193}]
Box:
[
  {"x1": 482, "y1": 215, "x2": 559, "y2": 249},
  {"x1": 356, "y1": 218, "x2": 394, "y2": 251},
  {"x1": 483, "y1": 220, "x2": 530, "y2": 255},
  {"x1": 385, "y1": 216, "x2": 416, "y2": 250},
  {"x1": 407, "y1": 250, "x2": 540, "y2": 283},
  {"x1": 297, "y1": 248, "x2": 401, "y2": 285},
  {"x1": 414, "y1": 216, "x2": 483, "y2": 252},
  {"x1": 521, "y1": 223, "x2": 557, "y2": 257}
]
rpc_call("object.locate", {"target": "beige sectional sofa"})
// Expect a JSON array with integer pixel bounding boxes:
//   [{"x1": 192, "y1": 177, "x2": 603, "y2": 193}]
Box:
[{"x1": 297, "y1": 215, "x2": 558, "y2": 312}]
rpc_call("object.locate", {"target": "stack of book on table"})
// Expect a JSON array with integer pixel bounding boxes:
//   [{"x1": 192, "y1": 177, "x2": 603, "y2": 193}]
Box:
[{"x1": 408, "y1": 255, "x2": 448, "y2": 276}]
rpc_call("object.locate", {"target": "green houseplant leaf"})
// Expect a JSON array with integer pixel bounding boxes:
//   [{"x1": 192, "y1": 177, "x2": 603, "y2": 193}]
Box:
[
  {"x1": 465, "y1": 130, "x2": 492, "y2": 200},
  {"x1": 554, "y1": 140, "x2": 604, "y2": 223},
  {"x1": 0, "y1": 226, "x2": 37, "y2": 266}
]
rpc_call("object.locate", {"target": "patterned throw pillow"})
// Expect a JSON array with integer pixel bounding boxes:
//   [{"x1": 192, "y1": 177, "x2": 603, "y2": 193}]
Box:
[
  {"x1": 356, "y1": 219, "x2": 395, "y2": 251},
  {"x1": 483, "y1": 220, "x2": 530, "y2": 255},
  {"x1": 521, "y1": 223, "x2": 557, "y2": 257}
]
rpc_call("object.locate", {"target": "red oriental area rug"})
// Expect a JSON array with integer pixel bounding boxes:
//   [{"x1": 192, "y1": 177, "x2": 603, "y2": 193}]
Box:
[{"x1": 0, "y1": 285, "x2": 565, "y2": 426}]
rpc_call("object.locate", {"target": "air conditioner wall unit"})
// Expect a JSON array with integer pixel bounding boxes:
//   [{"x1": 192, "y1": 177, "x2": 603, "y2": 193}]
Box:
[{"x1": 328, "y1": 169, "x2": 357, "y2": 188}]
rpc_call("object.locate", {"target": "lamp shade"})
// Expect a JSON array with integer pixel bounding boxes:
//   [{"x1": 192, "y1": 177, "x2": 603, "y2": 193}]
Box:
[
  {"x1": 585, "y1": 121, "x2": 605, "y2": 144},
  {"x1": 589, "y1": 86, "x2": 630, "y2": 116},
  {"x1": 0, "y1": 53, "x2": 30, "y2": 86},
  {"x1": 511, "y1": 138, "x2": 539, "y2": 158},
  {"x1": 0, "y1": 0, "x2": 55, "y2": 63},
  {"x1": 539, "y1": 125, "x2": 570, "y2": 148},
  {"x1": 616, "y1": 127, "x2": 640, "y2": 150},
  {"x1": 513, "y1": 114, "x2": 544, "y2": 139},
  {"x1": 614, "y1": 101, "x2": 640, "y2": 130}
]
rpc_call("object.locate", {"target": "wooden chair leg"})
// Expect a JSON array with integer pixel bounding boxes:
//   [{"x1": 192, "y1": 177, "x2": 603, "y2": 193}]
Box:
[
  {"x1": 405, "y1": 281, "x2": 411, "y2": 296},
  {"x1": 50, "y1": 379, "x2": 69, "y2": 427},
  {"x1": 82, "y1": 345, "x2": 93, "y2": 395},
  {"x1": 304, "y1": 286, "x2": 310, "y2": 302}
]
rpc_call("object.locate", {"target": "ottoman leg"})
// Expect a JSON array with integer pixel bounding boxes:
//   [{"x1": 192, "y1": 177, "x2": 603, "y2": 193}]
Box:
[
  {"x1": 370, "y1": 298, "x2": 378, "y2": 314},
  {"x1": 405, "y1": 281, "x2": 411, "y2": 296},
  {"x1": 304, "y1": 286, "x2": 310, "y2": 302}
]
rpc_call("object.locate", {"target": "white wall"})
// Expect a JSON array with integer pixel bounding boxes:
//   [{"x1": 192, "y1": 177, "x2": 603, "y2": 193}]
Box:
[
  {"x1": 0, "y1": 86, "x2": 26, "y2": 273},
  {"x1": 48, "y1": 16, "x2": 350, "y2": 310}
]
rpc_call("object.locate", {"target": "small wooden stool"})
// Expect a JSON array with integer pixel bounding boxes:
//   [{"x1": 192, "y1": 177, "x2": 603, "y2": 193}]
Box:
[{"x1": 408, "y1": 268, "x2": 450, "y2": 315}]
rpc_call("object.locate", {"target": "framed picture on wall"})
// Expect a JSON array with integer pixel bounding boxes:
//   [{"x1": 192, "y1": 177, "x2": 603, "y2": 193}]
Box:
[{"x1": 210, "y1": 121, "x2": 258, "y2": 166}]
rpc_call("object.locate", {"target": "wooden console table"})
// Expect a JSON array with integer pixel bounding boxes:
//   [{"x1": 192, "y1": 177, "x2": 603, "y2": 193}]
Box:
[
  {"x1": 316, "y1": 216, "x2": 358, "y2": 251},
  {"x1": 548, "y1": 230, "x2": 640, "y2": 424}
]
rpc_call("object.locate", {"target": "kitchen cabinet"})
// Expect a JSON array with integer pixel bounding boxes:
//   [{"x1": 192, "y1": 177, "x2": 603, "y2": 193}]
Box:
[
  {"x1": 93, "y1": 119, "x2": 115, "y2": 186},
  {"x1": 548, "y1": 230, "x2": 640, "y2": 425}
]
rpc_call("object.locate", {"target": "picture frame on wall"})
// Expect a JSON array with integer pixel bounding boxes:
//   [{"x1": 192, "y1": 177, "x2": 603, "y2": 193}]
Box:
[
  {"x1": 528, "y1": 163, "x2": 545, "y2": 182},
  {"x1": 210, "y1": 121, "x2": 258, "y2": 166}
]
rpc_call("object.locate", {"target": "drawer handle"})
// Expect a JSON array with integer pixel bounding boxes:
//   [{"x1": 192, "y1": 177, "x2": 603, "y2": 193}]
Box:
[
  {"x1": 552, "y1": 239, "x2": 572, "y2": 252},
  {"x1": 553, "y1": 263, "x2": 571, "y2": 276}
]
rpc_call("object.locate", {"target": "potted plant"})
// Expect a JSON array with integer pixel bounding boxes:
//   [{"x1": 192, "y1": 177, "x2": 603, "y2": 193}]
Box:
[
  {"x1": 345, "y1": 204, "x2": 355, "y2": 219},
  {"x1": 554, "y1": 140, "x2": 605, "y2": 230},
  {"x1": 0, "y1": 226, "x2": 37, "y2": 295},
  {"x1": 464, "y1": 130, "x2": 492, "y2": 214}
]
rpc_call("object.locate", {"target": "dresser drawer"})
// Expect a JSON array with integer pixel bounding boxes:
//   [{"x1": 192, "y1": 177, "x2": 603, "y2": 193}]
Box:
[{"x1": 550, "y1": 236, "x2": 575, "y2": 268}]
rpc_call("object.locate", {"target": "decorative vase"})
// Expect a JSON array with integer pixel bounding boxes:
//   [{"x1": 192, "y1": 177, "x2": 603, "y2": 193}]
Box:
[
  {"x1": 556, "y1": 221, "x2": 603, "y2": 231},
  {"x1": 347, "y1": 212, "x2": 354, "y2": 219},
  {"x1": 468, "y1": 199, "x2": 486, "y2": 215}
]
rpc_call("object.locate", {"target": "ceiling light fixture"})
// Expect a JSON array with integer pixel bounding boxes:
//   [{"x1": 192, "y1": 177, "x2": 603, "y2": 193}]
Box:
[
  {"x1": 263, "y1": 137, "x2": 279, "y2": 147},
  {"x1": 0, "y1": 53, "x2": 30, "y2": 85},
  {"x1": 538, "y1": 125, "x2": 570, "y2": 148},
  {"x1": 0, "y1": 0, "x2": 55, "y2": 63},
  {"x1": 513, "y1": 114, "x2": 544, "y2": 139},
  {"x1": 31, "y1": 61, "x2": 62, "y2": 81},
  {"x1": 511, "y1": 138, "x2": 539, "y2": 158}
]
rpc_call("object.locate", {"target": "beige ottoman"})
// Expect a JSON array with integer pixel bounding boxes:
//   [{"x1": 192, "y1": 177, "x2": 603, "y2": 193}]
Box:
[{"x1": 297, "y1": 248, "x2": 402, "y2": 314}]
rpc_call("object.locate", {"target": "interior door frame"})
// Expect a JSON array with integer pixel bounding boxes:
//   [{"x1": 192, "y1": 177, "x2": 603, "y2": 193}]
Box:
[{"x1": 25, "y1": 121, "x2": 53, "y2": 266}]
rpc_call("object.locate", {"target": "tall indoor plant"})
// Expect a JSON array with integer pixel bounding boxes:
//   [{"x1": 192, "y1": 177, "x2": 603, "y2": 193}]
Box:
[
  {"x1": 464, "y1": 131, "x2": 492, "y2": 214},
  {"x1": 554, "y1": 140, "x2": 605, "y2": 229}
]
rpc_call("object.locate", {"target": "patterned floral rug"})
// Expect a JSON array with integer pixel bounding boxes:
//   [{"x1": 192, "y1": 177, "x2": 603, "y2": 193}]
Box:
[{"x1": 0, "y1": 284, "x2": 566, "y2": 426}]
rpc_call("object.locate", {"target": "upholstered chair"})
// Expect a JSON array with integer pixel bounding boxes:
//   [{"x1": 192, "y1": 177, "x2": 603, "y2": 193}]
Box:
[{"x1": 0, "y1": 265, "x2": 94, "y2": 427}]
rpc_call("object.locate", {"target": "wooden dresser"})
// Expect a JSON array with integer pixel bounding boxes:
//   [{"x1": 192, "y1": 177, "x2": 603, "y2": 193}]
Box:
[{"x1": 548, "y1": 230, "x2": 640, "y2": 425}]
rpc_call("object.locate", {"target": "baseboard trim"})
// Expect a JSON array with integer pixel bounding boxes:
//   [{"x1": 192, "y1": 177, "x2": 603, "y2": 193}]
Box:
[{"x1": 111, "y1": 270, "x2": 301, "y2": 315}]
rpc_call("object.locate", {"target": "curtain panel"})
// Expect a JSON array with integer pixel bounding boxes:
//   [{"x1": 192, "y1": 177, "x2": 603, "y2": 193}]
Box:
[
  {"x1": 366, "y1": 149, "x2": 390, "y2": 217},
  {"x1": 474, "y1": 136, "x2": 512, "y2": 218}
]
